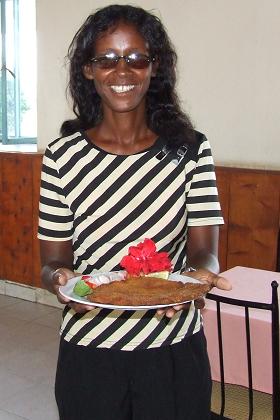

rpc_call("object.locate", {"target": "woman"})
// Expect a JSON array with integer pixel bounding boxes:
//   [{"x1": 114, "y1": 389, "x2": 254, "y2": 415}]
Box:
[{"x1": 38, "y1": 5, "x2": 231, "y2": 420}]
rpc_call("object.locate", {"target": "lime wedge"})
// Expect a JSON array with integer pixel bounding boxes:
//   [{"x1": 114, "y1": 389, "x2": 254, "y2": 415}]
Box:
[{"x1": 73, "y1": 280, "x2": 92, "y2": 297}]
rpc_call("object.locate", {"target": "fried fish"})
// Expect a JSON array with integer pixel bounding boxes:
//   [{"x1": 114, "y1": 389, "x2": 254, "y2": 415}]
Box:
[{"x1": 86, "y1": 276, "x2": 211, "y2": 306}]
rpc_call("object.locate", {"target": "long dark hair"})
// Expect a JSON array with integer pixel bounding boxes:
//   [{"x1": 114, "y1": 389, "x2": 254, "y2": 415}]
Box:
[{"x1": 61, "y1": 4, "x2": 195, "y2": 147}]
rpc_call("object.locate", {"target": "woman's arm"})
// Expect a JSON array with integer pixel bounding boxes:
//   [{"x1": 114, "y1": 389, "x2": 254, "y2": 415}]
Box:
[
  {"x1": 186, "y1": 225, "x2": 220, "y2": 274},
  {"x1": 40, "y1": 239, "x2": 93, "y2": 312},
  {"x1": 184, "y1": 224, "x2": 231, "y2": 290},
  {"x1": 157, "y1": 225, "x2": 231, "y2": 318},
  {"x1": 40, "y1": 239, "x2": 74, "y2": 294}
]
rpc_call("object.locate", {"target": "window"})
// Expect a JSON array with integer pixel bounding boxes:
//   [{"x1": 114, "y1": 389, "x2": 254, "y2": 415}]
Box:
[{"x1": 0, "y1": 0, "x2": 36, "y2": 144}]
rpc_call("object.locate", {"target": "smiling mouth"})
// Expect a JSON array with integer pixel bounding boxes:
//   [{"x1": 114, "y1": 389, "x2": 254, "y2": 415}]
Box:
[{"x1": 110, "y1": 85, "x2": 136, "y2": 93}]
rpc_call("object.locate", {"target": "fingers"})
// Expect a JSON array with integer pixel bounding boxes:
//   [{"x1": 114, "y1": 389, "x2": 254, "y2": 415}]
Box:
[
  {"x1": 53, "y1": 268, "x2": 75, "y2": 286},
  {"x1": 57, "y1": 293, "x2": 71, "y2": 304},
  {"x1": 52, "y1": 270, "x2": 66, "y2": 286},
  {"x1": 157, "y1": 307, "x2": 176, "y2": 318},
  {"x1": 52, "y1": 268, "x2": 76, "y2": 304},
  {"x1": 215, "y1": 275, "x2": 232, "y2": 291},
  {"x1": 52, "y1": 269, "x2": 94, "y2": 312},
  {"x1": 68, "y1": 302, "x2": 95, "y2": 313},
  {"x1": 194, "y1": 298, "x2": 205, "y2": 309},
  {"x1": 182, "y1": 269, "x2": 232, "y2": 291},
  {"x1": 157, "y1": 303, "x2": 191, "y2": 318},
  {"x1": 156, "y1": 299, "x2": 205, "y2": 318}
]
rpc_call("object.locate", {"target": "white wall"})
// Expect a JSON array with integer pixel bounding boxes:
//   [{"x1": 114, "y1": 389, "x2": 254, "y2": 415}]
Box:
[{"x1": 37, "y1": 0, "x2": 280, "y2": 169}]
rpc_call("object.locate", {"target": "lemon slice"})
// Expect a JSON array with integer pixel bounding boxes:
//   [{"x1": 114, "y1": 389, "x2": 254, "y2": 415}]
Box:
[{"x1": 145, "y1": 271, "x2": 169, "y2": 279}]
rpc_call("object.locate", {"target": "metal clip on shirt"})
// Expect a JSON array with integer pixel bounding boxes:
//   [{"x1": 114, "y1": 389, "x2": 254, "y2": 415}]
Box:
[{"x1": 156, "y1": 144, "x2": 189, "y2": 165}]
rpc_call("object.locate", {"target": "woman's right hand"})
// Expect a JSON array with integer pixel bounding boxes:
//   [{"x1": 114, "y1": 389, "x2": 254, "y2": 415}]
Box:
[{"x1": 52, "y1": 268, "x2": 95, "y2": 313}]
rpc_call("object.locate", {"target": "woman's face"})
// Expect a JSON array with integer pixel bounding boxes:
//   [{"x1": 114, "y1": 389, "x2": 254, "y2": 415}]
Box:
[{"x1": 83, "y1": 21, "x2": 156, "y2": 114}]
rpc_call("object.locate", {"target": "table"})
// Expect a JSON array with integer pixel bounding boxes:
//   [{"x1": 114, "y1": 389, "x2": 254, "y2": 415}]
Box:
[{"x1": 202, "y1": 266, "x2": 280, "y2": 394}]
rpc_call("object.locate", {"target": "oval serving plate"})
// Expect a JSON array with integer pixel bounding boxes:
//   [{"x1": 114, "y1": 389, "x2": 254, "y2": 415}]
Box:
[{"x1": 59, "y1": 271, "x2": 202, "y2": 310}]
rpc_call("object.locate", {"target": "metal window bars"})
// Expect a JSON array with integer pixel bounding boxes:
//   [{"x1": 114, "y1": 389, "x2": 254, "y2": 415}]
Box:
[{"x1": 208, "y1": 281, "x2": 279, "y2": 420}]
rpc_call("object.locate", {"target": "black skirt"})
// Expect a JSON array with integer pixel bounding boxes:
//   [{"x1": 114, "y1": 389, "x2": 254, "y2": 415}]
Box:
[{"x1": 55, "y1": 328, "x2": 211, "y2": 420}]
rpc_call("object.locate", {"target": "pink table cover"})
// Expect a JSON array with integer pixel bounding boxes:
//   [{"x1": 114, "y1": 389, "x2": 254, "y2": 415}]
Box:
[{"x1": 202, "y1": 266, "x2": 280, "y2": 394}]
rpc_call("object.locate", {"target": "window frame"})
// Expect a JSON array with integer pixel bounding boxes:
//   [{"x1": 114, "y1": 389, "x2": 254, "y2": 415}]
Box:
[{"x1": 0, "y1": 0, "x2": 36, "y2": 145}]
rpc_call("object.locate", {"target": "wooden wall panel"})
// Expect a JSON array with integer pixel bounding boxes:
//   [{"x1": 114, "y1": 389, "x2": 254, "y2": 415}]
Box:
[
  {"x1": 32, "y1": 155, "x2": 43, "y2": 287},
  {"x1": 216, "y1": 168, "x2": 230, "y2": 272},
  {"x1": 227, "y1": 171, "x2": 280, "y2": 271},
  {"x1": 0, "y1": 154, "x2": 34, "y2": 284}
]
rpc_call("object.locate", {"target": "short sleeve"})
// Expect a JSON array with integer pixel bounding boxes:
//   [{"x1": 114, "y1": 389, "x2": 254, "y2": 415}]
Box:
[
  {"x1": 186, "y1": 136, "x2": 224, "y2": 227},
  {"x1": 38, "y1": 146, "x2": 74, "y2": 240}
]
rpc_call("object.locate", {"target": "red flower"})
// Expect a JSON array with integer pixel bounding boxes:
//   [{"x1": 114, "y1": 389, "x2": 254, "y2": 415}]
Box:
[
  {"x1": 119, "y1": 255, "x2": 142, "y2": 276},
  {"x1": 120, "y1": 238, "x2": 172, "y2": 276}
]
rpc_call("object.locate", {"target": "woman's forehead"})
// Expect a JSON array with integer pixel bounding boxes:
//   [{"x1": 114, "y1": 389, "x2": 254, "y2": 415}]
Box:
[{"x1": 94, "y1": 21, "x2": 149, "y2": 53}]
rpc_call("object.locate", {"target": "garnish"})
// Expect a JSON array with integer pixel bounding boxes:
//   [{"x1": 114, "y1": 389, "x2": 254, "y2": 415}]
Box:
[
  {"x1": 120, "y1": 238, "x2": 172, "y2": 276},
  {"x1": 73, "y1": 280, "x2": 92, "y2": 297},
  {"x1": 73, "y1": 276, "x2": 98, "y2": 297},
  {"x1": 81, "y1": 275, "x2": 98, "y2": 289}
]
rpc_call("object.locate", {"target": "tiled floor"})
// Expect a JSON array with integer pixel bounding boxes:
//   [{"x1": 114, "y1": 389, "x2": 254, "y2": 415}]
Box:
[{"x1": 0, "y1": 294, "x2": 62, "y2": 420}]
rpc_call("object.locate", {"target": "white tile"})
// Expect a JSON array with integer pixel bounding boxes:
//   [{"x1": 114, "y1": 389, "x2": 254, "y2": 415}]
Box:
[
  {"x1": 1, "y1": 383, "x2": 59, "y2": 420},
  {"x1": 0, "y1": 409, "x2": 27, "y2": 420},
  {"x1": 5, "y1": 282, "x2": 36, "y2": 302},
  {"x1": 34, "y1": 309, "x2": 63, "y2": 329},
  {"x1": 0, "y1": 369, "x2": 35, "y2": 404},
  {"x1": 0, "y1": 347, "x2": 57, "y2": 386},
  {"x1": 40, "y1": 338, "x2": 60, "y2": 361},
  {"x1": 0, "y1": 281, "x2": 64, "y2": 309},
  {"x1": 0, "y1": 297, "x2": 60, "y2": 420},
  {"x1": 6, "y1": 321, "x2": 59, "y2": 351},
  {"x1": 0, "y1": 300, "x2": 57, "y2": 322},
  {"x1": 36, "y1": 288, "x2": 64, "y2": 309},
  {"x1": 0, "y1": 316, "x2": 30, "y2": 342},
  {"x1": 0, "y1": 279, "x2": 6, "y2": 294},
  {"x1": 0, "y1": 294, "x2": 22, "y2": 308}
]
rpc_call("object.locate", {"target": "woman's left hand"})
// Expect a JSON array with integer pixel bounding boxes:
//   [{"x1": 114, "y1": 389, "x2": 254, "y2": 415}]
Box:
[{"x1": 156, "y1": 268, "x2": 232, "y2": 318}]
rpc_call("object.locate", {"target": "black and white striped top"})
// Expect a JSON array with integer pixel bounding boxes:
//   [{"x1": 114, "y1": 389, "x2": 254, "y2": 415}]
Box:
[{"x1": 38, "y1": 131, "x2": 223, "y2": 350}]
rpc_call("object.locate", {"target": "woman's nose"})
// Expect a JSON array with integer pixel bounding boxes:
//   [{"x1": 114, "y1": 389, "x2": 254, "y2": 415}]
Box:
[{"x1": 115, "y1": 57, "x2": 131, "y2": 74}]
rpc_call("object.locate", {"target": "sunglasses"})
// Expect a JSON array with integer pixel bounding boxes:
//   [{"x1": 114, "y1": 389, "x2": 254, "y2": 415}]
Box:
[{"x1": 90, "y1": 52, "x2": 155, "y2": 70}]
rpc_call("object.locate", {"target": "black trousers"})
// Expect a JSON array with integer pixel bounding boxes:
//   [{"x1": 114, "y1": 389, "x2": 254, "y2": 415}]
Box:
[{"x1": 55, "y1": 329, "x2": 211, "y2": 420}]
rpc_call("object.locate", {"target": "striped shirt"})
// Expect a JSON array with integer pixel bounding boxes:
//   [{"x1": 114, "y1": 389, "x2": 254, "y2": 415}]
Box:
[{"x1": 38, "y1": 130, "x2": 223, "y2": 350}]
